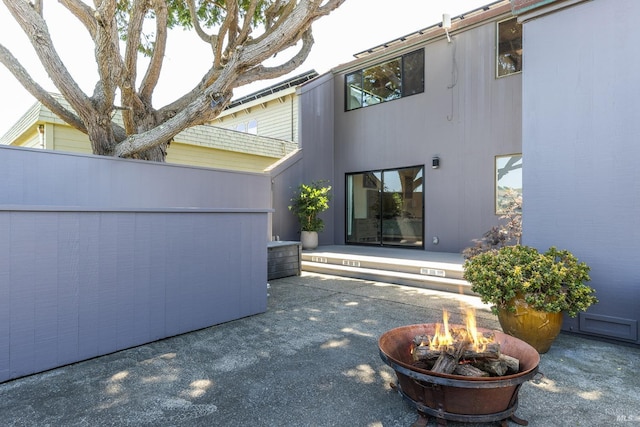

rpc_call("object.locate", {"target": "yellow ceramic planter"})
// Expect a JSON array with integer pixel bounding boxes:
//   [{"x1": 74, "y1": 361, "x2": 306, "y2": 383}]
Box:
[{"x1": 497, "y1": 296, "x2": 563, "y2": 354}]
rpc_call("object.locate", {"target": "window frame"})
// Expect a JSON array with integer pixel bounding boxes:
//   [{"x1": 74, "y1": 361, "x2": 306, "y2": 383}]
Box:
[
  {"x1": 495, "y1": 154, "x2": 523, "y2": 215},
  {"x1": 496, "y1": 17, "x2": 523, "y2": 78},
  {"x1": 345, "y1": 48, "x2": 424, "y2": 112}
]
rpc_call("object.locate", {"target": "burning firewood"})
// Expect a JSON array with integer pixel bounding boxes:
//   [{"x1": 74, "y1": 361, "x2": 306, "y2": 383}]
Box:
[
  {"x1": 410, "y1": 309, "x2": 521, "y2": 377},
  {"x1": 431, "y1": 338, "x2": 471, "y2": 374},
  {"x1": 454, "y1": 363, "x2": 490, "y2": 377},
  {"x1": 412, "y1": 341, "x2": 501, "y2": 361},
  {"x1": 472, "y1": 354, "x2": 520, "y2": 376}
]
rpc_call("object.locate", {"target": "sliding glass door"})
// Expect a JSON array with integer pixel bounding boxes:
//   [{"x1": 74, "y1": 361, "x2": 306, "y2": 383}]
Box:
[{"x1": 346, "y1": 166, "x2": 424, "y2": 248}]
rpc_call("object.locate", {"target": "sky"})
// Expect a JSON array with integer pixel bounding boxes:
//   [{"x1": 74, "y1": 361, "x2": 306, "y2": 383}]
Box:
[{"x1": 0, "y1": 0, "x2": 490, "y2": 137}]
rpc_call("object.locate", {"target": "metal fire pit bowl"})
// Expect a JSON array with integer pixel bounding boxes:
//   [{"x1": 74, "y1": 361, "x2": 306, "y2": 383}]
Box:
[{"x1": 378, "y1": 324, "x2": 540, "y2": 426}]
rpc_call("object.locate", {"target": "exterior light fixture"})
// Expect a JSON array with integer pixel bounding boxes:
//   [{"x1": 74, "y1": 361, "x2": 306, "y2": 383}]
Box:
[{"x1": 432, "y1": 156, "x2": 440, "y2": 169}]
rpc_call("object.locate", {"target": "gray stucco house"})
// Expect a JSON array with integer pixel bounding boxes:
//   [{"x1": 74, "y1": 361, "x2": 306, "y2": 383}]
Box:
[
  {"x1": 271, "y1": 0, "x2": 639, "y2": 346},
  {"x1": 275, "y1": 0, "x2": 522, "y2": 253}
]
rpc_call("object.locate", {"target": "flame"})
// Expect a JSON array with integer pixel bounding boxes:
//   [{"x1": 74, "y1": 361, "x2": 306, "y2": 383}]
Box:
[
  {"x1": 463, "y1": 308, "x2": 493, "y2": 352},
  {"x1": 429, "y1": 310, "x2": 453, "y2": 349},
  {"x1": 426, "y1": 308, "x2": 494, "y2": 352}
]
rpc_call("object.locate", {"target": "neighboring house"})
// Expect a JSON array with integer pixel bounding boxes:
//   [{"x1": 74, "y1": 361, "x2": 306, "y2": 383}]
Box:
[
  {"x1": 0, "y1": 93, "x2": 298, "y2": 173},
  {"x1": 213, "y1": 70, "x2": 318, "y2": 144}
]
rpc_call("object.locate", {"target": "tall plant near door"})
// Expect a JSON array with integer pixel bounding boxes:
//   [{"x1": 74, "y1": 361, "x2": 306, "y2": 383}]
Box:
[{"x1": 289, "y1": 180, "x2": 332, "y2": 249}]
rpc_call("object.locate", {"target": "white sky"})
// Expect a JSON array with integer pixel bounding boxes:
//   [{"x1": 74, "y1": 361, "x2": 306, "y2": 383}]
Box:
[{"x1": 0, "y1": 0, "x2": 489, "y2": 136}]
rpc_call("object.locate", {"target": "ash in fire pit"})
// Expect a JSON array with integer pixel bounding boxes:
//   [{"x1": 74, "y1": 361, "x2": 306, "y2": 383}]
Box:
[{"x1": 378, "y1": 310, "x2": 540, "y2": 426}]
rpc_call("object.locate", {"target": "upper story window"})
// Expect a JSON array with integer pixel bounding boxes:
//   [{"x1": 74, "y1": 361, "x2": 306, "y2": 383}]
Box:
[
  {"x1": 345, "y1": 49, "x2": 424, "y2": 111},
  {"x1": 497, "y1": 17, "x2": 522, "y2": 77}
]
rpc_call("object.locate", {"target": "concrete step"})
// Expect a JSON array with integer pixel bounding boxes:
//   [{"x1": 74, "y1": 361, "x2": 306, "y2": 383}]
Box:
[
  {"x1": 300, "y1": 246, "x2": 473, "y2": 295},
  {"x1": 301, "y1": 261, "x2": 472, "y2": 295}
]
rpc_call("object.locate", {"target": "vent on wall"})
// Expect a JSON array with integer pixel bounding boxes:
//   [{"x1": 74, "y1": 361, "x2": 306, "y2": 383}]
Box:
[
  {"x1": 579, "y1": 313, "x2": 638, "y2": 342},
  {"x1": 342, "y1": 259, "x2": 361, "y2": 267},
  {"x1": 420, "y1": 268, "x2": 446, "y2": 277}
]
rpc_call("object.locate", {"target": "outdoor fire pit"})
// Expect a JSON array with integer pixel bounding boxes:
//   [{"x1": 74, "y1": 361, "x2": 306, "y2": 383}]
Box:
[{"x1": 378, "y1": 323, "x2": 540, "y2": 426}]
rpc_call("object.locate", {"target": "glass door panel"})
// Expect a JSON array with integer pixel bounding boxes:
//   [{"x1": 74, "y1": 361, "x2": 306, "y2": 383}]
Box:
[
  {"x1": 346, "y1": 172, "x2": 382, "y2": 244},
  {"x1": 346, "y1": 166, "x2": 423, "y2": 248},
  {"x1": 381, "y1": 167, "x2": 423, "y2": 247}
]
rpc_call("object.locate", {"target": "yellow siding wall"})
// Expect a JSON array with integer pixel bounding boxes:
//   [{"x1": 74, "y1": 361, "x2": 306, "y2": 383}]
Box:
[
  {"x1": 5, "y1": 113, "x2": 289, "y2": 173},
  {"x1": 216, "y1": 93, "x2": 298, "y2": 142},
  {"x1": 166, "y1": 142, "x2": 277, "y2": 172},
  {"x1": 16, "y1": 131, "x2": 41, "y2": 149},
  {"x1": 51, "y1": 125, "x2": 92, "y2": 154}
]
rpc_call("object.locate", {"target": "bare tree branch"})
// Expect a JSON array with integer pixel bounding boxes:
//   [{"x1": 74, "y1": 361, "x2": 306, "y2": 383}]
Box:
[
  {"x1": 139, "y1": 1, "x2": 168, "y2": 104},
  {"x1": 0, "y1": 43, "x2": 86, "y2": 133},
  {"x1": 236, "y1": 0, "x2": 259, "y2": 48},
  {"x1": 186, "y1": 0, "x2": 215, "y2": 47},
  {"x1": 3, "y1": 0, "x2": 93, "y2": 117},
  {"x1": 58, "y1": 0, "x2": 98, "y2": 39},
  {"x1": 214, "y1": 0, "x2": 236, "y2": 68},
  {"x1": 235, "y1": 29, "x2": 314, "y2": 87}
]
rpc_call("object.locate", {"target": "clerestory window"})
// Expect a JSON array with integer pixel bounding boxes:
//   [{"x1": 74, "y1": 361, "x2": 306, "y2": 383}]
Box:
[{"x1": 345, "y1": 49, "x2": 424, "y2": 111}]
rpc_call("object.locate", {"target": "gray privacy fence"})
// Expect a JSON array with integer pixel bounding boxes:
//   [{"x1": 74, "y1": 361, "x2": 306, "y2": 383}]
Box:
[{"x1": 0, "y1": 146, "x2": 271, "y2": 383}]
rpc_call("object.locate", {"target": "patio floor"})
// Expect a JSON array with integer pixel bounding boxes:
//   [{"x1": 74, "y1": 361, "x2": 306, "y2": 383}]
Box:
[{"x1": 0, "y1": 272, "x2": 638, "y2": 426}]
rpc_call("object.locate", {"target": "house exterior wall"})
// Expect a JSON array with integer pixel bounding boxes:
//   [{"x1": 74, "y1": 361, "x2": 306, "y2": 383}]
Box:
[
  {"x1": 50, "y1": 123, "x2": 92, "y2": 153},
  {"x1": 2, "y1": 108, "x2": 297, "y2": 172},
  {"x1": 0, "y1": 145, "x2": 271, "y2": 382},
  {"x1": 299, "y1": 6, "x2": 521, "y2": 252},
  {"x1": 214, "y1": 90, "x2": 299, "y2": 143},
  {"x1": 167, "y1": 142, "x2": 278, "y2": 172},
  {"x1": 519, "y1": 0, "x2": 640, "y2": 344}
]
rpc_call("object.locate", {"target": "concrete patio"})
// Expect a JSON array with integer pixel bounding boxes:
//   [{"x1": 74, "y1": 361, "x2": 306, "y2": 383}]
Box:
[{"x1": 0, "y1": 272, "x2": 638, "y2": 426}]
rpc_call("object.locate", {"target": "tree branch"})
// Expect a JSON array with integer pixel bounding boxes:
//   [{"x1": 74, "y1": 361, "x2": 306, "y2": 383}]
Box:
[
  {"x1": 58, "y1": 0, "x2": 98, "y2": 39},
  {"x1": 3, "y1": 0, "x2": 94, "y2": 117},
  {"x1": 214, "y1": 0, "x2": 236, "y2": 68},
  {"x1": 235, "y1": 29, "x2": 314, "y2": 87},
  {"x1": 114, "y1": 88, "x2": 232, "y2": 158},
  {"x1": 235, "y1": 0, "x2": 259, "y2": 49},
  {"x1": 0, "y1": 43, "x2": 87, "y2": 133},
  {"x1": 139, "y1": 1, "x2": 168, "y2": 103},
  {"x1": 186, "y1": 0, "x2": 215, "y2": 46}
]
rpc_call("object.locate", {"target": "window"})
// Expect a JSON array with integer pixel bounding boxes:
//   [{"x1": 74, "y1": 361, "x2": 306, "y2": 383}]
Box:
[
  {"x1": 496, "y1": 155, "x2": 522, "y2": 214},
  {"x1": 497, "y1": 18, "x2": 522, "y2": 77},
  {"x1": 345, "y1": 49, "x2": 424, "y2": 111},
  {"x1": 247, "y1": 120, "x2": 258, "y2": 135}
]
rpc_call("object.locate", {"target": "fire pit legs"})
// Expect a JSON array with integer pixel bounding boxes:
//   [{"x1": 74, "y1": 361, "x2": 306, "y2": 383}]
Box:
[
  {"x1": 410, "y1": 412, "x2": 429, "y2": 427},
  {"x1": 394, "y1": 379, "x2": 530, "y2": 426}
]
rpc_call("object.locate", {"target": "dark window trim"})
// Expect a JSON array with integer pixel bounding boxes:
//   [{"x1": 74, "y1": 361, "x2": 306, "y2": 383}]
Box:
[
  {"x1": 345, "y1": 165, "x2": 425, "y2": 249},
  {"x1": 344, "y1": 48, "x2": 425, "y2": 112}
]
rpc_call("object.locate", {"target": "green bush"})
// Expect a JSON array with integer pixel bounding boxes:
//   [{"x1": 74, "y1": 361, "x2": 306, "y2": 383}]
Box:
[{"x1": 463, "y1": 245, "x2": 597, "y2": 317}]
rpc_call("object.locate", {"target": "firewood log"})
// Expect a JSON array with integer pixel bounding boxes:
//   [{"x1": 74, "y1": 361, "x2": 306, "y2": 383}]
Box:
[
  {"x1": 431, "y1": 339, "x2": 470, "y2": 374},
  {"x1": 453, "y1": 364, "x2": 490, "y2": 377}
]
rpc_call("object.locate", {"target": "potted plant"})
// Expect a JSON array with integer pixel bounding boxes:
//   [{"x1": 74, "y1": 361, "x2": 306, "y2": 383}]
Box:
[
  {"x1": 288, "y1": 180, "x2": 331, "y2": 249},
  {"x1": 463, "y1": 245, "x2": 598, "y2": 353}
]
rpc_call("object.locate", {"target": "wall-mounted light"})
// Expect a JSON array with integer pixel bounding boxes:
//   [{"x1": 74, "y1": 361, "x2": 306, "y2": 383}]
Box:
[
  {"x1": 432, "y1": 156, "x2": 440, "y2": 169},
  {"x1": 442, "y1": 14, "x2": 452, "y2": 43}
]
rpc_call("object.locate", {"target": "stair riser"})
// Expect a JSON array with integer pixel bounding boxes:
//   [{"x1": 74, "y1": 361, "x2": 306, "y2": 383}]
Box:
[
  {"x1": 301, "y1": 255, "x2": 464, "y2": 280},
  {"x1": 302, "y1": 262, "x2": 475, "y2": 296}
]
